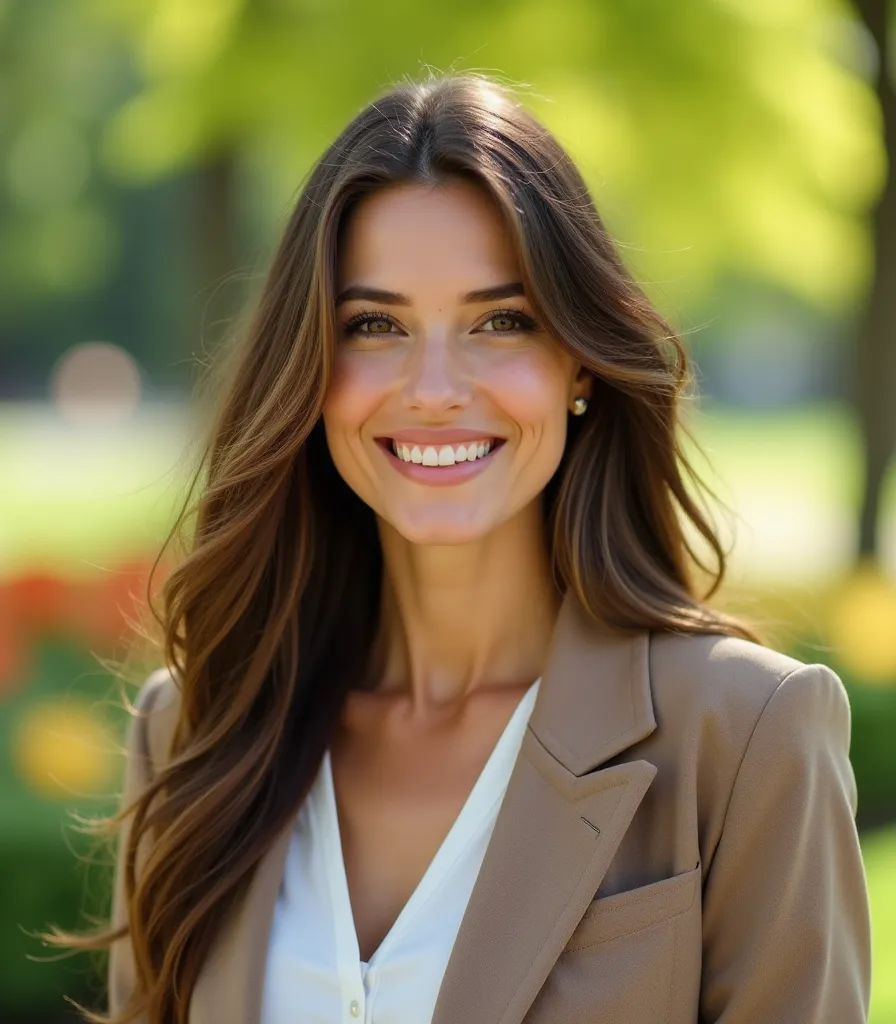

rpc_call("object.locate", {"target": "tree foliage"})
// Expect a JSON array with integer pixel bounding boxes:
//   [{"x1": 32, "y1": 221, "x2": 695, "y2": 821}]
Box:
[{"x1": 0, "y1": 0, "x2": 884, "y2": 317}]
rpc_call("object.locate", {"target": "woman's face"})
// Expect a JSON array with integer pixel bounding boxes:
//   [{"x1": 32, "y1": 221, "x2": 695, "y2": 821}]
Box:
[{"x1": 323, "y1": 179, "x2": 590, "y2": 545}]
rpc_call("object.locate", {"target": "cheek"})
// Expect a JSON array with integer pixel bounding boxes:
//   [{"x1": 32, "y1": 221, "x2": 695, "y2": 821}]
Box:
[
  {"x1": 484, "y1": 350, "x2": 571, "y2": 435},
  {"x1": 323, "y1": 351, "x2": 395, "y2": 432}
]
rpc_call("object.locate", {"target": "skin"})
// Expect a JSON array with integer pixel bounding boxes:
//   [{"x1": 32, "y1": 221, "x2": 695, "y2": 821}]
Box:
[{"x1": 323, "y1": 178, "x2": 591, "y2": 725}]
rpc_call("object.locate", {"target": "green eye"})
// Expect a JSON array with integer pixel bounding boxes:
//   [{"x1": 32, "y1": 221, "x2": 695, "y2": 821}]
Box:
[
  {"x1": 480, "y1": 310, "x2": 539, "y2": 334},
  {"x1": 342, "y1": 311, "x2": 398, "y2": 336}
]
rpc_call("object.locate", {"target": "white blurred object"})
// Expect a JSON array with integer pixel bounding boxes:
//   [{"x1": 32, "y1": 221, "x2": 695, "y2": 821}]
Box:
[{"x1": 50, "y1": 341, "x2": 142, "y2": 426}]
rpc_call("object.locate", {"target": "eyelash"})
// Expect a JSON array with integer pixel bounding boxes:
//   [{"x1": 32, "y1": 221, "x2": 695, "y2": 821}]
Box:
[{"x1": 341, "y1": 308, "x2": 540, "y2": 338}]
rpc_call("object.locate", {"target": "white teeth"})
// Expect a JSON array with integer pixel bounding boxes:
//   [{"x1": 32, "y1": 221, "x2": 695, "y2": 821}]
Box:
[{"x1": 391, "y1": 439, "x2": 496, "y2": 466}]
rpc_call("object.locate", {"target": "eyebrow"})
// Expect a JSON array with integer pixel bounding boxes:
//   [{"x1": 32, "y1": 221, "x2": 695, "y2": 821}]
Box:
[{"x1": 335, "y1": 282, "x2": 526, "y2": 307}]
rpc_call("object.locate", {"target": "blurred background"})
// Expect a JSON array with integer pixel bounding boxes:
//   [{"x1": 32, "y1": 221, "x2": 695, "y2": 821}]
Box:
[{"x1": 2, "y1": 0, "x2": 895, "y2": 1020}]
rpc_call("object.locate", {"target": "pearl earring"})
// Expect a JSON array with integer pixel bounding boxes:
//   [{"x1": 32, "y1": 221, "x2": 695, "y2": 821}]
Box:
[{"x1": 572, "y1": 397, "x2": 588, "y2": 416}]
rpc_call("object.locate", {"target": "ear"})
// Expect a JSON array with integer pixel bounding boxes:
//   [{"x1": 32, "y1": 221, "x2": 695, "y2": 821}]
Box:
[{"x1": 570, "y1": 365, "x2": 593, "y2": 403}]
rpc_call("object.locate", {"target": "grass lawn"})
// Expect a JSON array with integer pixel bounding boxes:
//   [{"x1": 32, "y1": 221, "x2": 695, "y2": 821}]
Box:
[
  {"x1": 3, "y1": 398, "x2": 895, "y2": 580},
  {"x1": 863, "y1": 825, "x2": 896, "y2": 1023},
  {"x1": 685, "y1": 402, "x2": 896, "y2": 583},
  {"x1": 0, "y1": 401, "x2": 196, "y2": 577}
]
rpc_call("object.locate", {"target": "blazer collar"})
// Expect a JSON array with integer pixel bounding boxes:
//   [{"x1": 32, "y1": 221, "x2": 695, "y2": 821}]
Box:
[
  {"x1": 526, "y1": 589, "x2": 657, "y2": 775},
  {"x1": 190, "y1": 591, "x2": 659, "y2": 1024}
]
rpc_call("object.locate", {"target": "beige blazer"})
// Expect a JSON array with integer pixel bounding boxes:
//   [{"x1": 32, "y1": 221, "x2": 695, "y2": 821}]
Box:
[{"x1": 108, "y1": 594, "x2": 872, "y2": 1023}]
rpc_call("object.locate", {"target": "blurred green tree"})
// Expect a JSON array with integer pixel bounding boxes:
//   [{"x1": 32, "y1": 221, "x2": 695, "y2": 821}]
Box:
[
  {"x1": 87, "y1": 0, "x2": 881, "y2": 311},
  {"x1": 0, "y1": 0, "x2": 122, "y2": 305},
  {"x1": 850, "y1": 0, "x2": 896, "y2": 558}
]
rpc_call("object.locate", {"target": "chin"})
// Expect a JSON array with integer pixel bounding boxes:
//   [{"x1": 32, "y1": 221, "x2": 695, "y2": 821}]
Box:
[{"x1": 389, "y1": 512, "x2": 496, "y2": 547}]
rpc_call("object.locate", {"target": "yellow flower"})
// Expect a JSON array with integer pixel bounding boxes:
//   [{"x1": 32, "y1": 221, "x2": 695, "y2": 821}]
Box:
[
  {"x1": 828, "y1": 564, "x2": 896, "y2": 685},
  {"x1": 12, "y1": 699, "x2": 115, "y2": 798}
]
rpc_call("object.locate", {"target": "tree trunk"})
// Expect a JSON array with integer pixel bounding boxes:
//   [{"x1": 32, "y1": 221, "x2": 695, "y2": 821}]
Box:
[
  {"x1": 853, "y1": 0, "x2": 896, "y2": 559},
  {"x1": 192, "y1": 148, "x2": 244, "y2": 352}
]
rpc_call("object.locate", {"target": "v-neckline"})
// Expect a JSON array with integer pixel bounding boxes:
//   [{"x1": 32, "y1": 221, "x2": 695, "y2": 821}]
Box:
[{"x1": 317, "y1": 678, "x2": 541, "y2": 969}]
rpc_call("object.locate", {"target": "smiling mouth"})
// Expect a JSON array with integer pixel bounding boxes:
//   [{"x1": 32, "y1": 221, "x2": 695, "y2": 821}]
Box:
[{"x1": 379, "y1": 438, "x2": 505, "y2": 467}]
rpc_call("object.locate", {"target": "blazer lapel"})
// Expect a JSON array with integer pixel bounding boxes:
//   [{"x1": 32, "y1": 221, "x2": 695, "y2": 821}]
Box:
[
  {"x1": 190, "y1": 593, "x2": 657, "y2": 1024},
  {"x1": 430, "y1": 594, "x2": 658, "y2": 1024}
]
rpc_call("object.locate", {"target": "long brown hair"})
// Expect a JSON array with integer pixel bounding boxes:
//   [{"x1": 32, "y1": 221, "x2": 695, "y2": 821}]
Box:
[{"x1": 42, "y1": 70, "x2": 758, "y2": 1023}]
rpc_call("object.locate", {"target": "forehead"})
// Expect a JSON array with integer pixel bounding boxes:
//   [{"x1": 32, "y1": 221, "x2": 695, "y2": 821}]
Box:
[{"x1": 336, "y1": 180, "x2": 521, "y2": 292}]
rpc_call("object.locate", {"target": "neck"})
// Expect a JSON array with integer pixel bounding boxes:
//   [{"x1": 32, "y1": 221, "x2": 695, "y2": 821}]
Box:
[{"x1": 371, "y1": 499, "x2": 560, "y2": 718}]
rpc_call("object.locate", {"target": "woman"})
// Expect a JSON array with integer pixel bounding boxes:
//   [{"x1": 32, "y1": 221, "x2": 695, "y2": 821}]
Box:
[{"x1": 48, "y1": 72, "x2": 871, "y2": 1023}]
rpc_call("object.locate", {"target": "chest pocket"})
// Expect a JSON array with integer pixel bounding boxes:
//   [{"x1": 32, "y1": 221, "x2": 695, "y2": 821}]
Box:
[
  {"x1": 525, "y1": 866, "x2": 702, "y2": 1024},
  {"x1": 563, "y1": 863, "x2": 701, "y2": 951}
]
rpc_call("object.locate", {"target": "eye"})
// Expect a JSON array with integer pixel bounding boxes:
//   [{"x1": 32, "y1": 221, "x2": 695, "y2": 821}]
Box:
[
  {"x1": 341, "y1": 310, "x2": 400, "y2": 337},
  {"x1": 340, "y1": 307, "x2": 540, "y2": 339},
  {"x1": 478, "y1": 309, "x2": 540, "y2": 335}
]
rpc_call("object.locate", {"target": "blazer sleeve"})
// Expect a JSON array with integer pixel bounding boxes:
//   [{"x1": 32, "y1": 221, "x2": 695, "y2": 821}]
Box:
[
  {"x1": 107, "y1": 673, "x2": 167, "y2": 1018},
  {"x1": 699, "y1": 663, "x2": 872, "y2": 1022}
]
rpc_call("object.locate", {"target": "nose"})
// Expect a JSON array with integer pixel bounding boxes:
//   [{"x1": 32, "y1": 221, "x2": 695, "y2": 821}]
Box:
[{"x1": 401, "y1": 330, "x2": 473, "y2": 413}]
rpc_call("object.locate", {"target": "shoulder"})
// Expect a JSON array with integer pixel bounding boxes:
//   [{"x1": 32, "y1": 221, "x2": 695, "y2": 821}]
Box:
[
  {"x1": 645, "y1": 630, "x2": 852, "y2": 781},
  {"x1": 128, "y1": 666, "x2": 183, "y2": 777},
  {"x1": 643, "y1": 631, "x2": 856, "y2": 864},
  {"x1": 650, "y1": 629, "x2": 804, "y2": 686},
  {"x1": 648, "y1": 629, "x2": 848, "y2": 726}
]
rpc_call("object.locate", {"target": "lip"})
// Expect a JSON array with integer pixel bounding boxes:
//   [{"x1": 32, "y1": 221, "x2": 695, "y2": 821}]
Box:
[
  {"x1": 377, "y1": 438, "x2": 505, "y2": 486},
  {"x1": 379, "y1": 428, "x2": 505, "y2": 445}
]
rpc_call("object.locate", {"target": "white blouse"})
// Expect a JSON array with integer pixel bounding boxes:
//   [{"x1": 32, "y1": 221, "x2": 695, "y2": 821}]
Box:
[{"x1": 260, "y1": 677, "x2": 541, "y2": 1024}]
